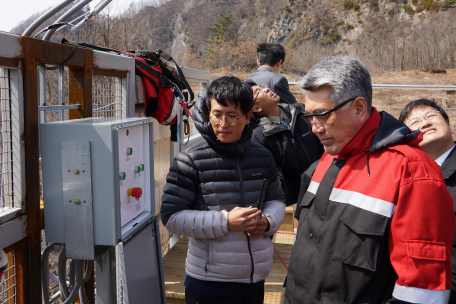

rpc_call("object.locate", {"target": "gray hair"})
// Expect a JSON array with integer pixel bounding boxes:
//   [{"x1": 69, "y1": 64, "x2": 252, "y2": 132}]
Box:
[{"x1": 298, "y1": 56, "x2": 372, "y2": 113}]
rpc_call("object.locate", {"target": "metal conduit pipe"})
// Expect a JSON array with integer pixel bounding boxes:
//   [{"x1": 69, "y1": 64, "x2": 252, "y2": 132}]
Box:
[
  {"x1": 42, "y1": 0, "x2": 93, "y2": 41},
  {"x1": 22, "y1": 0, "x2": 76, "y2": 37},
  {"x1": 41, "y1": 244, "x2": 64, "y2": 304}
]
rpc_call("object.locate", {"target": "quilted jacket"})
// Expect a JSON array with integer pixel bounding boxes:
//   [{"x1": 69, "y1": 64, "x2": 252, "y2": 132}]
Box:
[{"x1": 160, "y1": 97, "x2": 286, "y2": 283}]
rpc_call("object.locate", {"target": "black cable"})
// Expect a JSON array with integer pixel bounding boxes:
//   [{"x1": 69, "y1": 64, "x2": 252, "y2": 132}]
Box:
[{"x1": 33, "y1": 22, "x2": 79, "y2": 71}]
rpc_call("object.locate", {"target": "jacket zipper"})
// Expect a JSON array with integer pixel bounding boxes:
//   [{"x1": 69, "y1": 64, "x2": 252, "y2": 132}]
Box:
[
  {"x1": 236, "y1": 144, "x2": 254, "y2": 283},
  {"x1": 236, "y1": 144, "x2": 246, "y2": 207},
  {"x1": 291, "y1": 138, "x2": 297, "y2": 151},
  {"x1": 246, "y1": 234, "x2": 254, "y2": 283}
]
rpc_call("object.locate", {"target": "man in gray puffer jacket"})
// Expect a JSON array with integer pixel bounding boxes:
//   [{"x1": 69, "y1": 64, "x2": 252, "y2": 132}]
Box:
[{"x1": 161, "y1": 76, "x2": 286, "y2": 304}]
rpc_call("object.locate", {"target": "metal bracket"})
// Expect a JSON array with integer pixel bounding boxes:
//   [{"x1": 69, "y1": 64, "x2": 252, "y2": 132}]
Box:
[{"x1": 61, "y1": 141, "x2": 94, "y2": 259}]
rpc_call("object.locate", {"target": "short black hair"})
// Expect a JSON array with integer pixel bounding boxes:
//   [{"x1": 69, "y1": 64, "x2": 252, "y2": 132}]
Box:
[
  {"x1": 257, "y1": 43, "x2": 285, "y2": 66},
  {"x1": 245, "y1": 79, "x2": 257, "y2": 87},
  {"x1": 399, "y1": 98, "x2": 449, "y2": 123},
  {"x1": 206, "y1": 76, "x2": 254, "y2": 115}
]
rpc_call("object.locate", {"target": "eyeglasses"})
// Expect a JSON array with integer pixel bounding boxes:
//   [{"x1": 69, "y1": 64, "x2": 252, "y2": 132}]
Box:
[
  {"x1": 407, "y1": 110, "x2": 441, "y2": 130},
  {"x1": 254, "y1": 85, "x2": 269, "y2": 102},
  {"x1": 302, "y1": 97, "x2": 357, "y2": 128},
  {"x1": 209, "y1": 114, "x2": 244, "y2": 126}
]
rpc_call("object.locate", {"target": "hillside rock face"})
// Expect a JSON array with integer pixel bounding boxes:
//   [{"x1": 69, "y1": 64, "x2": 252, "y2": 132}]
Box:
[{"x1": 155, "y1": 0, "x2": 452, "y2": 58}]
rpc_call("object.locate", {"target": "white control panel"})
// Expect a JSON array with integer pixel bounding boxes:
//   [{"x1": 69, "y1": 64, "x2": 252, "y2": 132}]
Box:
[{"x1": 118, "y1": 125, "x2": 146, "y2": 227}]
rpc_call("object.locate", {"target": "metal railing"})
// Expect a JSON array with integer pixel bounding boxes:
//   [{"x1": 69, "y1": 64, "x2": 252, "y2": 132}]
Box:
[
  {"x1": 0, "y1": 250, "x2": 16, "y2": 304},
  {"x1": 92, "y1": 76, "x2": 125, "y2": 118},
  {"x1": 0, "y1": 70, "x2": 13, "y2": 212}
]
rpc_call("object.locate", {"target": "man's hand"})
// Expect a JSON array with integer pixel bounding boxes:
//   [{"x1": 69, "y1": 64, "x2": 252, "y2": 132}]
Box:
[
  {"x1": 227, "y1": 207, "x2": 262, "y2": 232},
  {"x1": 247, "y1": 216, "x2": 270, "y2": 238}
]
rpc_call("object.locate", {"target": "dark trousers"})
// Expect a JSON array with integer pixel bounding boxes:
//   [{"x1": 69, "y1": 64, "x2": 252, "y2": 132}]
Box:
[{"x1": 185, "y1": 285, "x2": 265, "y2": 304}]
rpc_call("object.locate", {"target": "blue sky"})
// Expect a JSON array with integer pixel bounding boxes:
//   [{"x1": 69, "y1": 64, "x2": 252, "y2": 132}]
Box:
[{"x1": 0, "y1": 0, "x2": 134, "y2": 33}]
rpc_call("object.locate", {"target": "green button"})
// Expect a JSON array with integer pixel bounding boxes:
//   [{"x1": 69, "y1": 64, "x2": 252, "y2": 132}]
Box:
[
  {"x1": 120, "y1": 172, "x2": 126, "y2": 180},
  {"x1": 140, "y1": 164, "x2": 144, "y2": 171},
  {"x1": 126, "y1": 147, "x2": 133, "y2": 155}
]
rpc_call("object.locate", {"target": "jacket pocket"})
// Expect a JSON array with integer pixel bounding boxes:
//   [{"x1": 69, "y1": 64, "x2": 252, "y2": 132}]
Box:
[
  {"x1": 332, "y1": 205, "x2": 390, "y2": 272},
  {"x1": 405, "y1": 240, "x2": 446, "y2": 286}
]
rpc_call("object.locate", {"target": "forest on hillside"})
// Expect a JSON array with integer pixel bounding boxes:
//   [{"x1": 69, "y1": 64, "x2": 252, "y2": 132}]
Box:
[{"x1": 9, "y1": 0, "x2": 456, "y2": 75}]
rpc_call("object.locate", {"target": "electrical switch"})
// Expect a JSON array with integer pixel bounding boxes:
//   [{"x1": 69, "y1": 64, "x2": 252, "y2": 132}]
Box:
[
  {"x1": 134, "y1": 166, "x2": 140, "y2": 173},
  {"x1": 127, "y1": 187, "x2": 142, "y2": 201},
  {"x1": 139, "y1": 164, "x2": 144, "y2": 171},
  {"x1": 126, "y1": 147, "x2": 133, "y2": 155},
  {"x1": 119, "y1": 172, "x2": 126, "y2": 180}
]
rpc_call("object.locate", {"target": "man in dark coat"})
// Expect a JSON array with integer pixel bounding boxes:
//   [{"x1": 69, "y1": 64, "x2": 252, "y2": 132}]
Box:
[
  {"x1": 247, "y1": 80, "x2": 323, "y2": 206},
  {"x1": 400, "y1": 98, "x2": 456, "y2": 303},
  {"x1": 247, "y1": 43, "x2": 297, "y2": 105}
]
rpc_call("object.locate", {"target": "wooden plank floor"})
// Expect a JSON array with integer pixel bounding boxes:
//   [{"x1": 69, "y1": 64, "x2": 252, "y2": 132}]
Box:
[{"x1": 162, "y1": 233, "x2": 294, "y2": 304}]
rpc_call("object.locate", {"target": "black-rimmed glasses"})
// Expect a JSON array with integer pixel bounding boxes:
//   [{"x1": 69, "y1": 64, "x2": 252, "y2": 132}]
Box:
[
  {"x1": 254, "y1": 85, "x2": 268, "y2": 103},
  {"x1": 302, "y1": 97, "x2": 357, "y2": 128}
]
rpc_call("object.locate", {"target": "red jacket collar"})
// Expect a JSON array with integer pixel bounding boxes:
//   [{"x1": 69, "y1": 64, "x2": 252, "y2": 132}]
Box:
[{"x1": 339, "y1": 107, "x2": 381, "y2": 157}]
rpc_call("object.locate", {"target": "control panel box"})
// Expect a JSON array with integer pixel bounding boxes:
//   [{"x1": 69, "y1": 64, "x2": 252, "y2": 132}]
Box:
[{"x1": 40, "y1": 117, "x2": 154, "y2": 259}]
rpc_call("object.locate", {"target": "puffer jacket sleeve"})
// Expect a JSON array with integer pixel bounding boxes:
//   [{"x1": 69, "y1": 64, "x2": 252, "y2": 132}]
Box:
[
  {"x1": 262, "y1": 200, "x2": 286, "y2": 237},
  {"x1": 160, "y1": 151, "x2": 230, "y2": 239}
]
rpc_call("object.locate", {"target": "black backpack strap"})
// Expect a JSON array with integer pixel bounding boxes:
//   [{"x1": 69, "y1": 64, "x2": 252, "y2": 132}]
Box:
[
  {"x1": 135, "y1": 59, "x2": 171, "y2": 88},
  {"x1": 140, "y1": 50, "x2": 194, "y2": 102},
  {"x1": 157, "y1": 50, "x2": 195, "y2": 102}
]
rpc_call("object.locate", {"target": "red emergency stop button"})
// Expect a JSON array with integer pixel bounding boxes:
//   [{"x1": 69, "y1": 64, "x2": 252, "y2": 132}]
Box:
[{"x1": 127, "y1": 187, "x2": 142, "y2": 201}]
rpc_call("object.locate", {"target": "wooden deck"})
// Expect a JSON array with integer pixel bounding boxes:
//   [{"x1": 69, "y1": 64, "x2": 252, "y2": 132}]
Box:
[{"x1": 162, "y1": 233, "x2": 294, "y2": 304}]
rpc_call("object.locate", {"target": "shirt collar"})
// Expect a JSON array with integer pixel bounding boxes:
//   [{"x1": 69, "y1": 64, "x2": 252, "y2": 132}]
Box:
[{"x1": 435, "y1": 144, "x2": 456, "y2": 166}]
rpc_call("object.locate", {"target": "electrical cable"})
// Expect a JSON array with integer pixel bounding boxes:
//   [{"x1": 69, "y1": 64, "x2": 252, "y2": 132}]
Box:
[
  {"x1": 58, "y1": 249, "x2": 70, "y2": 300},
  {"x1": 83, "y1": 260, "x2": 93, "y2": 283},
  {"x1": 41, "y1": 243, "x2": 64, "y2": 304},
  {"x1": 69, "y1": 260, "x2": 76, "y2": 294},
  {"x1": 61, "y1": 260, "x2": 84, "y2": 304},
  {"x1": 77, "y1": 260, "x2": 93, "y2": 304},
  {"x1": 33, "y1": 22, "x2": 80, "y2": 71}
]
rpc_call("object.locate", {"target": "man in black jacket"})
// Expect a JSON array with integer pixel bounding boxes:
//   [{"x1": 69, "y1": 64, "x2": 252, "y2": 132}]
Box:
[
  {"x1": 160, "y1": 76, "x2": 286, "y2": 304},
  {"x1": 399, "y1": 98, "x2": 456, "y2": 303},
  {"x1": 247, "y1": 80, "x2": 323, "y2": 206},
  {"x1": 247, "y1": 43, "x2": 297, "y2": 105}
]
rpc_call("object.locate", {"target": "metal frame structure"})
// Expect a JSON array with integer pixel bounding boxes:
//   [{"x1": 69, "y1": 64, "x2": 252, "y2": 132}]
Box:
[{"x1": 0, "y1": 29, "x2": 136, "y2": 303}]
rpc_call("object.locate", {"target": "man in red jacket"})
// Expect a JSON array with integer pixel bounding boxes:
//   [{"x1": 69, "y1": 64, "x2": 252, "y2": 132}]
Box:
[{"x1": 284, "y1": 56, "x2": 455, "y2": 304}]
